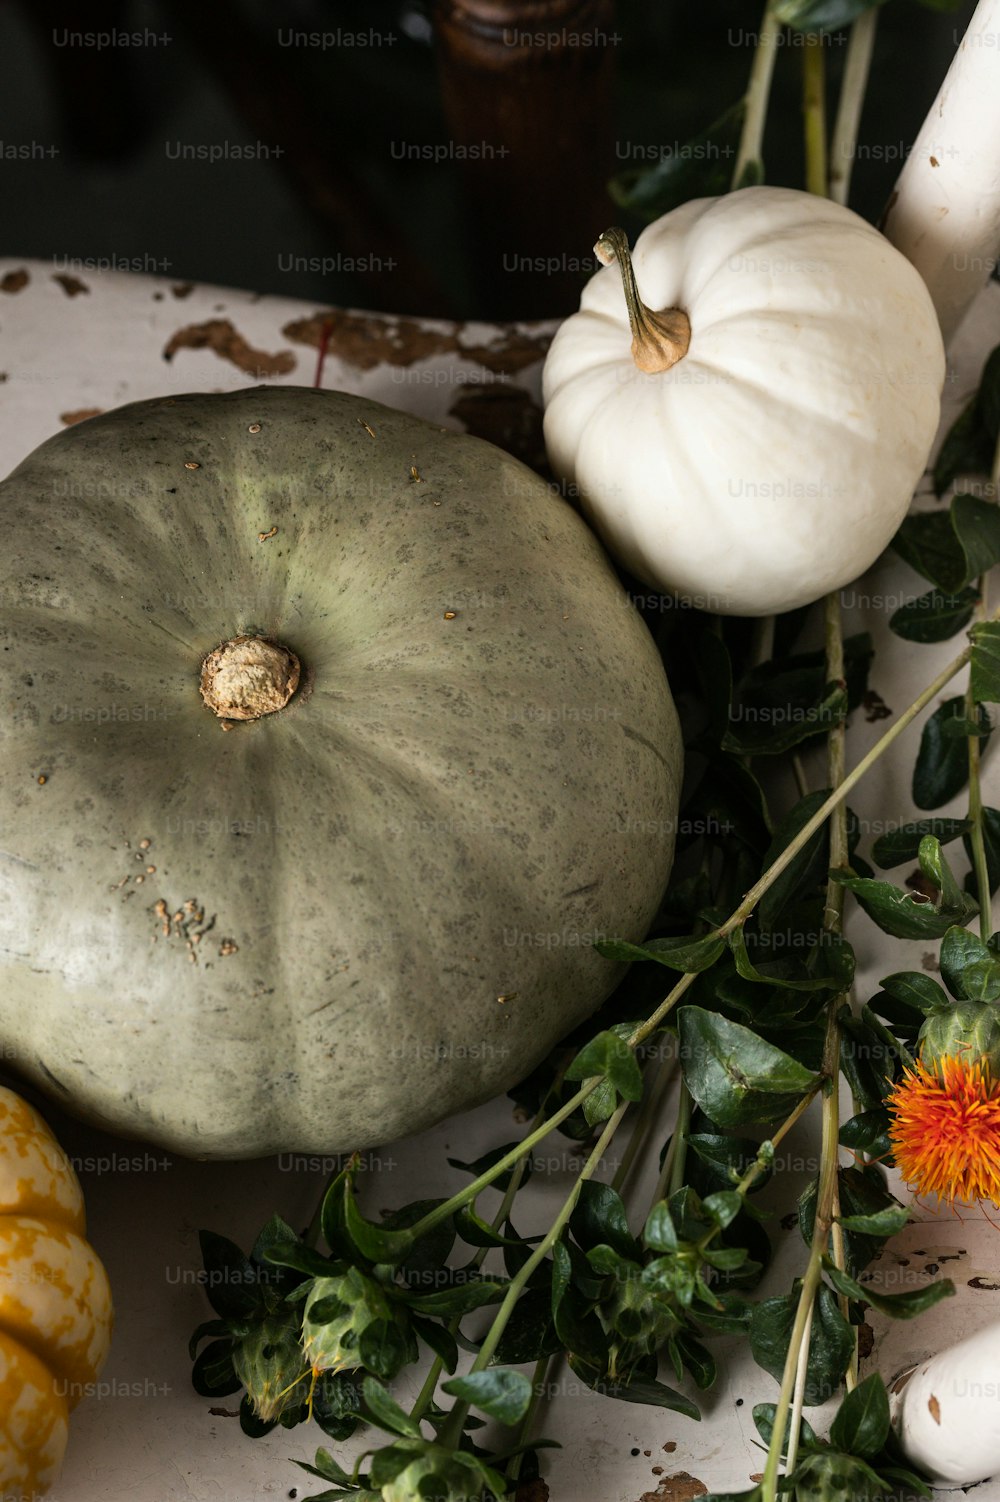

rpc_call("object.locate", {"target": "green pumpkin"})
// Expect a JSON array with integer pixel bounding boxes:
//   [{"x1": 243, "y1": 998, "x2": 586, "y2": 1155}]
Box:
[{"x1": 0, "y1": 387, "x2": 681, "y2": 1157}]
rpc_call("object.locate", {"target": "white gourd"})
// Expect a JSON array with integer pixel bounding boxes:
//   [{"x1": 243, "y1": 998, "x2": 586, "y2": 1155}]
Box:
[{"x1": 542, "y1": 185, "x2": 946, "y2": 617}]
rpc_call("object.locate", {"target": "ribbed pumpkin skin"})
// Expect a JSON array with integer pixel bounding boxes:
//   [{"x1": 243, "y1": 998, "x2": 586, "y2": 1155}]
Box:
[
  {"x1": 0, "y1": 1088, "x2": 113, "y2": 1501},
  {"x1": 0, "y1": 388, "x2": 682, "y2": 1158}
]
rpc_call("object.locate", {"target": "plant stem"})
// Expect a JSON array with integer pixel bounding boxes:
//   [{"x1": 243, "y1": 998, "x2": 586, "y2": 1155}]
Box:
[
  {"x1": 966, "y1": 657, "x2": 992, "y2": 942},
  {"x1": 784, "y1": 1298, "x2": 814, "y2": 1475},
  {"x1": 438, "y1": 1100, "x2": 630, "y2": 1450},
  {"x1": 760, "y1": 1014, "x2": 842, "y2": 1502},
  {"x1": 611, "y1": 1048, "x2": 677, "y2": 1198},
  {"x1": 828, "y1": 7, "x2": 878, "y2": 205},
  {"x1": 409, "y1": 1090, "x2": 560, "y2": 1425},
  {"x1": 668, "y1": 1082, "x2": 693, "y2": 1198},
  {"x1": 802, "y1": 33, "x2": 828, "y2": 198},
  {"x1": 733, "y1": 0, "x2": 781, "y2": 187},
  {"x1": 504, "y1": 1353, "x2": 552, "y2": 1487}
]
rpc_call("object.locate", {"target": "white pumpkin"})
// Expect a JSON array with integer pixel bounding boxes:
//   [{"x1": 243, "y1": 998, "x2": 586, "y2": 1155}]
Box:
[{"x1": 542, "y1": 185, "x2": 946, "y2": 617}]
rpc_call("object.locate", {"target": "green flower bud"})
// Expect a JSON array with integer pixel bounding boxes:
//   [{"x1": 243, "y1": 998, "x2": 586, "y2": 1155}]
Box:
[
  {"x1": 919, "y1": 1000, "x2": 1000, "y2": 1076},
  {"x1": 792, "y1": 1452, "x2": 883, "y2": 1502},
  {"x1": 301, "y1": 1266, "x2": 393, "y2": 1375},
  {"x1": 599, "y1": 1261, "x2": 682, "y2": 1379},
  {"x1": 377, "y1": 1442, "x2": 502, "y2": 1502},
  {"x1": 232, "y1": 1308, "x2": 310, "y2": 1422}
]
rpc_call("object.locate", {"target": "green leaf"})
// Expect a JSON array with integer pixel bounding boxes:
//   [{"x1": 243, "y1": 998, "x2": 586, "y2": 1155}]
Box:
[
  {"x1": 979, "y1": 344, "x2": 1000, "y2": 437},
  {"x1": 829, "y1": 868, "x2": 976, "y2": 939},
  {"x1": 933, "y1": 394, "x2": 996, "y2": 496},
  {"x1": 263, "y1": 1239, "x2": 336, "y2": 1279},
  {"x1": 877, "y1": 970, "x2": 949, "y2": 1013},
  {"x1": 893, "y1": 511, "x2": 966, "y2": 591},
  {"x1": 404, "y1": 1277, "x2": 509, "y2": 1318},
  {"x1": 608, "y1": 100, "x2": 745, "y2": 220},
  {"x1": 565, "y1": 1029, "x2": 643, "y2": 1101},
  {"x1": 871, "y1": 817, "x2": 972, "y2": 869},
  {"x1": 492, "y1": 1286, "x2": 561, "y2": 1366},
  {"x1": 835, "y1": 1205, "x2": 910, "y2": 1236},
  {"x1": 893, "y1": 494, "x2": 1000, "y2": 591},
  {"x1": 940, "y1": 924, "x2": 1000, "y2": 1000},
  {"x1": 595, "y1": 933, "x2": 726, "y2": 973},
  {"x1": 918, "y1": 833, "x2": 971, "y2": 915},
  {"x1": 971, "y1": 620, "x2": 1000, "y2": 703},
  {"x1": 453, "y1": 1204, "x2": 527, "y2": 1250},
  {"x1": 677, "y1": 1007, "x2": 821, "y2": 1128},
  {"x1": 775, "y1": 0, "x2": 884, "y2": 29},
  {"x1": 196, "y1": 1231, "x2": 261, "y2": 1319},
  {"x1": 550, "y1": 1242, "x2": 607, "y2": 1362},
  {"x1": 239, "y1": 1392, "x2": 278, "y2": 1437},
  {"x1": 583, "y1": 1076, "x2": 620, "y2": 1127},
  {"x1": 442, "y1": 1368, "x2": 533, "y2": 1426},
  {"x1": 759, "y1": 790, "x2": 831, "y2": 930},
  {"x1": 340, "y1": 1191, "x2": 415, "y2": 1267},
  {"x1": 674, "y1": 1329, "x2": 716, "y2": 1390},
  {"x1": 686, "y1": 1133, "x2": 771, "y2": 1193},
  {"x1": 749, "y1": 1284, "x2": 853, "y2": 1405},
  {"x1": 829, "y1": 1372, "x2": 891, "y2": 1459},
  {"x1": 730, "y1": 923, "x2": 842, "y2": 991},
  {"x1": 839, "y1": 1108, "x2": 892, "y2": 1160},
  {"x1": 914, "y1": 695, "x2": 991, "y2": 808},
  {"x1": 963, "y1": 807, "x2": 1000, "y2": 894},
  {"x1": 296, "y1": 1447, "x2": 354, "y2": 1487},
  {"x1": 571, "y1": 1181, "x2": 638, "y2": 1260},
  {"x1": 889, "y1": 586, "x2": 979, "y2": 643},
  {"x1": 954, "y1": 491, "x2": 1000, "y2": 580},
  {"x1": 191, "y1": 1338, "x2": 240, "y2": 1398},
  {"x1": 643, "y1": 1201, "x2": 678, "y2": 1254},
  {"x1": 824, "y1": 1260, "x2": 956, "y2": 1319},
  {"x1": 839, "y1": 1015, "x2": 896, "y2": 1114},
  {"x1": 358, "y1": 1320, "x2": 410, "y2": 1382},
  {"x1": 567, "y1": 1356, "x2": 701, "y2": 1419},
  {"x1": 409, "y1": 1314, "x2": 458, "y2": 1374},
  {"x1": 724, "y1": 678, "x2": 848, "y2": 757},
  {"x1": 752, "y1": 1403, "x2": 820, "y2": 1456},
  {"x1": 702, "y1": 1191, "x2": 742, "y2": 1231},
  {"x1": 360, "y1": 1375, "x2": 421, "y2": 1438},
  {"x1": 447, "y1": 1145, "x2": 531, "y2": 1195}
]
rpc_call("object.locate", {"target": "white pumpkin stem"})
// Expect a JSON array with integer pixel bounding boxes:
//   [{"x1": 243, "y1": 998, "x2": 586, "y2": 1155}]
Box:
[
  {"x1": 881, "y1": 0, "x2": 1000, "y2": 343},
  {"x1": 594, "y1": 227, "x2": 691, "y2": 374}
]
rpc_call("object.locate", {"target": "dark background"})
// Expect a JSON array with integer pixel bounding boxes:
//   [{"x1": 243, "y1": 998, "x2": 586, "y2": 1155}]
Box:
[{"x1": 0, "y1": 0, "x2": 977, "y2": 322}]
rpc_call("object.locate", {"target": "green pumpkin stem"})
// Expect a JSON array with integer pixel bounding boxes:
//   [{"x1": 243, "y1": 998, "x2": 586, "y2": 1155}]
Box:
[{"x1": 595, "y1": 227, "x2": 691, "y2": 374}]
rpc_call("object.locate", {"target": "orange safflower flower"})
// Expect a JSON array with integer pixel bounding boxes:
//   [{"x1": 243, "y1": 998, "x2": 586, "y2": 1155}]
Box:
[{"x1": 887, "y1": 1054, "x2": 1000, "y2": 1209}]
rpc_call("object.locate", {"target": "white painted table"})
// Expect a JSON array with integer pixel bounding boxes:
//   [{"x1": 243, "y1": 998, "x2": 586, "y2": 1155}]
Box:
[{"x1": 1, "y1": 257, "x2": 998, "y2": 1502}]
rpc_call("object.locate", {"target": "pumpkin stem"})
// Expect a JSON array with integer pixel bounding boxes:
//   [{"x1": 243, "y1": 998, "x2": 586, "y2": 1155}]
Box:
[
  {"x1": 594, "y1": 227, "x2": 691, "y2": 374},
  {"x1": 200, "y1": 635, "x2": 300, "y2": 722}
]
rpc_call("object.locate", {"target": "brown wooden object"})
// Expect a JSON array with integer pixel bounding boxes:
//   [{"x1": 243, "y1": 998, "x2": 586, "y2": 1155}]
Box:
[{"x1": 433, "y1": 0, "x2": 617, "y2": 319}]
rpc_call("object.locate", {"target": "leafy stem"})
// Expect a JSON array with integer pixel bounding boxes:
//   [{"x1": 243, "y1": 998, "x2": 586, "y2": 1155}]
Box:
[
  {"x1": 802, "y1": 32, "x2": 827, "y2": 199},
  {"x1": 828, "y1": 7, "x2": 878, "y2": 206},
  {"x1": 965, "y1": 604, "x2": 992, "y2": 942},
  {"x1": 437, "y1": 1098, "x2": 631, "y2": 1449},
  {"x1": 733, "y1": 0, "x2": 780, "y2": 186},
  {"x1": 760, "y1": 1011, "x2": 843, "y2": 1502}
]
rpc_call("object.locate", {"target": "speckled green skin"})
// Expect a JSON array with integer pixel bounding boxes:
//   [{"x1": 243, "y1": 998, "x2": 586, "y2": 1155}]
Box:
[{"x1": 0, "y1": 388, "x2": 681, "y2": 1159}]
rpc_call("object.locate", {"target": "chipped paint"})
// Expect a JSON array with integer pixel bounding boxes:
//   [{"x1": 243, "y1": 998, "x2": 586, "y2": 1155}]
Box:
[
  {"x1": 163, "y1": 319, "x2": 296, "y2": 378},
  {"x1": 51, "y1": 274, "x2": 89, "y2": 298},
  {"x1": 282, "y1": 307, "x2": 551, "y2": 374},
  {"x1": 0, "y1": 269, "x2": 29, "y2": 294},
  {"x1": 635, "y1": 1472, "x2": 707, "y2": 1502}
]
